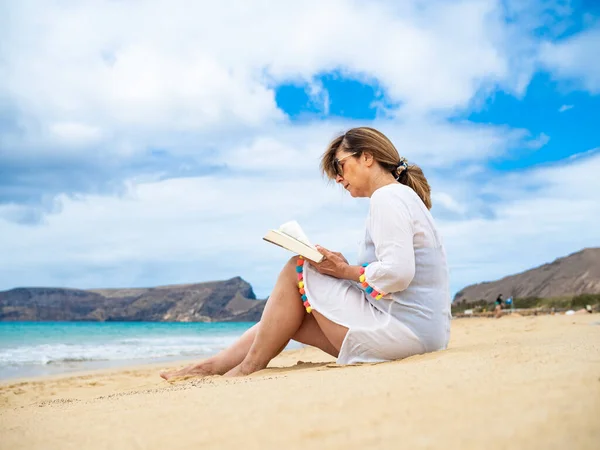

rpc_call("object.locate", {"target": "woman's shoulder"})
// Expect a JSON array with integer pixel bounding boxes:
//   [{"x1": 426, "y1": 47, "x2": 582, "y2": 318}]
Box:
[
  {"x1": 370, "y1": 184, "x2": 430, "y2": 221},
  {"x1": 369, "y1": 184, "x2": 417, "y2": 222},
  {"x1": 371, "y1": 183, "x2": 414, "y2": 204}
]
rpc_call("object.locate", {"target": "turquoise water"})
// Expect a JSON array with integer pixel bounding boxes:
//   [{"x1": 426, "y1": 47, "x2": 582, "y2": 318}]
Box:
[{"x1": 0, "y1": 322, "x2": 286, "y2": 380}]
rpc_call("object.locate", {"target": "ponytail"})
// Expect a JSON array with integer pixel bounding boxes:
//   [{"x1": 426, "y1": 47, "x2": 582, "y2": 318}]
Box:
[{"x1": 394, "y1": 164, "x2": 432, "y2": 210}]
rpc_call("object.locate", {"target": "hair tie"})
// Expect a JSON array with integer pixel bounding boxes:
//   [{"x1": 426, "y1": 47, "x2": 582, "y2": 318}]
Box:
[{"x1": 395, "y1": 158, "x2": 409, "y2": 181}]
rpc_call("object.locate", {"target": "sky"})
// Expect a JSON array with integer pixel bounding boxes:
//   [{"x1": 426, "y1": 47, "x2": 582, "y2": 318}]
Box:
[{"x1": 0, "y1": 0, "x2": 599, "y2": 299}]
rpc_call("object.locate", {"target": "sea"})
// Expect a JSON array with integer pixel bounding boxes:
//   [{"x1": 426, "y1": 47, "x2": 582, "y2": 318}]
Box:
[{"x1": 0, "y1": 322, "x2": 302, "y2": 381}]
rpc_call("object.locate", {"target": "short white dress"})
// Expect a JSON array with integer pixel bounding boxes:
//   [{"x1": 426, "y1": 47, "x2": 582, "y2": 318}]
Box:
[{"x1": 303, "y1": 183, "x2": 451, "y2": 365}]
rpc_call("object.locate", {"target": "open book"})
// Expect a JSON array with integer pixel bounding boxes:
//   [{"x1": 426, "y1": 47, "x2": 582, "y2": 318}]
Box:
[{"x1": 263, "y1": 221, "x2": 325, "y2": 263}]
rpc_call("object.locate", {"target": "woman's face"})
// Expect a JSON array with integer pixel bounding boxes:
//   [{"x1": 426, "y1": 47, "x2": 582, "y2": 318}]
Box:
[{"x1": 334, "y1": 150, "x2": 368, "y2": 197}]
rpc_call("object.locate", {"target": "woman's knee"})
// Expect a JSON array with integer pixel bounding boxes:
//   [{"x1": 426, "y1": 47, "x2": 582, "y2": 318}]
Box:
[
  {"x1": 283, "y1": 255, "x2": 302, "y2": 277},
  {"x1": 271, "y1": 256, "x2": 304, "y2": 297},
  {"x1": 287, "y1": 255, "x2": 304, "y2": 268}
]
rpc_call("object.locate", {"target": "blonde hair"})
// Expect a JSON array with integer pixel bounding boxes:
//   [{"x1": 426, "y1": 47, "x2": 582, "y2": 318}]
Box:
[{"x1": 320, "y1": 127, "x2": 432, "y2": 209}]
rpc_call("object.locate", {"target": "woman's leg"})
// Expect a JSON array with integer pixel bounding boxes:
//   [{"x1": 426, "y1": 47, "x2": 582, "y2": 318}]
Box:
[
  {"x1": 160, "y1": 323, "x2": 259, "y2": 380},
  {"x1": 294, "y1": 312, "x2": 339, "y2": 357},
  {"x1": 160, "y1": 312, "x2": 340, "y2": 380},
  {"x1": 160, "y1": 259, "x2": 342, "y2": 380},
  {"x1": 224, "y1": 258, "x2": 349, "y2": 377}
]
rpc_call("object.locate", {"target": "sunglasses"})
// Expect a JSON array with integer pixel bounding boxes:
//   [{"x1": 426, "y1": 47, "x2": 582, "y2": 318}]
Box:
[{"x1": 333, "y1": 152, "x2": 358, "y2": 177}]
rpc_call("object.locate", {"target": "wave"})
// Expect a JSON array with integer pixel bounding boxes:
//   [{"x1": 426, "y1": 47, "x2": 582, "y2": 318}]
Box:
[
  {"x1": 46, "y1": 357, "x2": 100, "y2": 365},
  {"x1": 0, "y1": 335, "x2": 242, "y2": 366}
]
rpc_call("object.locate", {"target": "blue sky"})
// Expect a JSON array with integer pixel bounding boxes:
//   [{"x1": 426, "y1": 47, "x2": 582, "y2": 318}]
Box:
[
  {"x1": 0, "y1": 0, "x2": 598, "y2": 299},
  {"x1": 469, "y1": 73, "x2": 599, "y2": 168},
  {"x1": 276, "y1": 74, "x2": 392, "y2": 120}
]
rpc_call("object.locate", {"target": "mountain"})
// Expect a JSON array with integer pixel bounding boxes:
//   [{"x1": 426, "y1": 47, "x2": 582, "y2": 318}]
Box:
[
  {"x1": 454, "y1": 248, "x2": 600, "y2": 303},
  {"x1": 0, "y1": 276, "x2": 266, "y2": 322}
]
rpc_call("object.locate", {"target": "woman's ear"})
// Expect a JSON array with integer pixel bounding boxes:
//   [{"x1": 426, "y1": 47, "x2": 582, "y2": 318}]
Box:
[{"x1": 363, "y1": 152, "x2": 375, "y2": 167}]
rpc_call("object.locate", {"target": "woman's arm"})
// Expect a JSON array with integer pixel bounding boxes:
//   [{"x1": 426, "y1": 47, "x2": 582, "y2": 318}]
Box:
[
  {"x1": 363, "y1": 191, "x2": 416, "y2": 294},
  {"x1": 309, "y1": 191, "x2": 416, "y2": 291}
]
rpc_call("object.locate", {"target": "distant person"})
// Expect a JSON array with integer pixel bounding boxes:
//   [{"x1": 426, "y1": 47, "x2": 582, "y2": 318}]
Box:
[
  {"x1": 494, "y1": 294, "x2": 503, "y2": 318},
  {"x1": 574, "y1": 305, "x2": 594, "y2": 315},
  {"x1": 160, "y1": 127, "x2": 451, "y2": 380}
]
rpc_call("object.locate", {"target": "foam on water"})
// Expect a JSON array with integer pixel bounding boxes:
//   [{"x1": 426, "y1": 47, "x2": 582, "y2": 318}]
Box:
[
  {"x1": 0, "y1": 322, "x2": 302, "y2": 380},
  {"x1": 0, "y1": 335, "x2": 241, "y2": 365}
]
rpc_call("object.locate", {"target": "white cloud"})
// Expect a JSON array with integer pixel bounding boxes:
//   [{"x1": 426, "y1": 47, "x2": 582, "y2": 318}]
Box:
[
  {"x1": 540, "y1": 25, "x2": 600, "y2": 93},
  {"x1": 0, "y1": 0, "x2": 535, "y2": 146},
  {"x1": 558, "y1": 104, "x2": 574, "y2": 112},
  {"x1": 306, "y1": 81, "x2": 330, "y2": 116},
  {"x1": 215, "y1": 118, "x2": 532, "y2": 176},
  {"x1": 438, "y1": 150, "x2": 600, "y2": 293},
  {"x1": 431, "y1": 192, "x2": 468, "y2": 215},
  {"x1": 525, "y1": 132, "x2": 550, "y2": 149},
  {"x1": 0, "y1": 163, "x2": 367, "y2": 295},
  {"x1": 48, "y1": 122, "x2": 103, "y2": 145}
]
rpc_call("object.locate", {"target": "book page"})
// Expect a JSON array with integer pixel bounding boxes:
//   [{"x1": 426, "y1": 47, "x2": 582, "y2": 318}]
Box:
[{"x1": 278, "y1": 221, "x2": 314, "y2": 247}]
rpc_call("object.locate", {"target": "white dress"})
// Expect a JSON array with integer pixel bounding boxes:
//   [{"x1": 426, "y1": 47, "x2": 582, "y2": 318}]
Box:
[{"x1": 303, "y1": 183, "x2": 451, "y2": 365}]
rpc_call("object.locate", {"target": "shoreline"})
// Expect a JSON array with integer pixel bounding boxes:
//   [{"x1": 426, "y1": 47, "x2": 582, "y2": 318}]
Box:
[
  {"x1": 0, "y1": 343, "x2": 304, "y2": 385},
  {"x1": 0, "y1": 355, "x2": 206, "y2": 387},
  {"x1": 0, "y1": 312, "x2": 596, "y2": 385},
  {"x1": 0, "y1": 312, "x2": 590, "y2": 383}
]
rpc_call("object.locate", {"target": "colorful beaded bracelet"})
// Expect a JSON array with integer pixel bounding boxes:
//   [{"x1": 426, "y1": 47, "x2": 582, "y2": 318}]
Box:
[
  {"x1": 296, "y1": 257, "x2": 313, "y2": 313},
  {"x1": 359, "y1": 263, "x2": 385, "y2": 300}
]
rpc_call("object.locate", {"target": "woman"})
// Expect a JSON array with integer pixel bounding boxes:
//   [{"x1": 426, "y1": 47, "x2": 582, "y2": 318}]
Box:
[{"x1": 161, "y1": 127, "x2": 451, "y2": 380}]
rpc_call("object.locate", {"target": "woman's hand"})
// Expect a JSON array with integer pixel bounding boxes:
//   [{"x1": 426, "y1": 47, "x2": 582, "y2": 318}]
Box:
[{"x1": 309, "y1": 245, "x2": 350, "y2": 279}]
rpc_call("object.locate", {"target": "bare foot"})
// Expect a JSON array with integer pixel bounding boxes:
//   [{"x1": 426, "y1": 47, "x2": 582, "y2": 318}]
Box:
[
  {"x1": 159, "y1": 366, "x2": 190, "y2": 381},
  {"x1": 223, "y1": 360, "x2": 265, "y2": 377},
  {"x1": 160, "y1": 360, "x2": 219, "y2": 381}
]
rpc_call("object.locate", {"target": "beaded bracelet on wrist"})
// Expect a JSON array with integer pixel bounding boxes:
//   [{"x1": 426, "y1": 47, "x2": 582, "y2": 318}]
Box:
[
  {"x1": 296, "y1": 257, "x2": 312, "y2": 313},
  {"x1": 359, "y1": 263, "x2": 385, "y2": 300}
]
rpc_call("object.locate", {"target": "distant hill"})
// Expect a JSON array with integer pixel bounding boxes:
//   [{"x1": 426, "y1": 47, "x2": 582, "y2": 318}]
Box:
[
  {"x1": 0, "y1": 276, "x2": 266, "y2": 322},
  {"x1": 454, "y1": 248, "x2": 600, "y2": 303}
]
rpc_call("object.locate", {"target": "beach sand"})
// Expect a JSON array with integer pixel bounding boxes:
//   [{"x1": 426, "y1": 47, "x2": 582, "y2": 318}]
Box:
[{"x1": 1, "y1": 314, "x2": 599, "y2": 449}]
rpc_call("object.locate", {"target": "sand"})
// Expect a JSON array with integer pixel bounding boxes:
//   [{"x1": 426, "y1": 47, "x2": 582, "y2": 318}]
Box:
[{"x1": 1, "y1": 314, "x2": 599, "y2": 450}]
